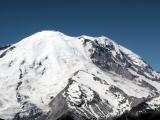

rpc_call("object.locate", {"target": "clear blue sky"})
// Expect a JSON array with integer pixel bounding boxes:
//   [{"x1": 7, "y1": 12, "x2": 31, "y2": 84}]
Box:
[{"x1": 0, "y1": 0, "x2": 159, "y2": 70}]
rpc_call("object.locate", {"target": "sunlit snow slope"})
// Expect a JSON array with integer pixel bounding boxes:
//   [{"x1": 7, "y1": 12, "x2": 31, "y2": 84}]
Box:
[{"x1": 0, "y1": 30, "x2": 160, "y2": 120}]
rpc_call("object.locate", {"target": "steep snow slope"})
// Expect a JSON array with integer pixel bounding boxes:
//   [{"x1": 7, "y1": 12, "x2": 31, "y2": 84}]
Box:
[{"x1": 0, "y1": 30, "x2": 159, "y2": 120}]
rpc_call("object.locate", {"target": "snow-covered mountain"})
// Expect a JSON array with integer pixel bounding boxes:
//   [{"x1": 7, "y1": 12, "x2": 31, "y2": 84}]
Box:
[{"x1": 0, "y1": 30, "x2": 160, "y2": 120}]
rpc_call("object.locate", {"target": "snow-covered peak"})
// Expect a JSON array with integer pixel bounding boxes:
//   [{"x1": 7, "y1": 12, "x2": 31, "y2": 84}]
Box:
[
  {"x1": 16, "y1": 30, "x2": 72, "y2": 46},
  {"x1": 79, "y1": 34, "x2": 148, "y2": 68},
  {"x1": 13, "y1": 30, "x2": 159, "y2": 81},
  {"x1": 0, "y1": 30, "x2": 160, "y2": 120},
  {"x1": 12, "y1": 30, "x2": 152, "y2": 70}
]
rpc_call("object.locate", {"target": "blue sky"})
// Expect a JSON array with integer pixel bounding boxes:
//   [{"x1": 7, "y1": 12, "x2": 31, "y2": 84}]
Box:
[{"x1": 0, "y1": 0, "x2": 159, "y2": 70}]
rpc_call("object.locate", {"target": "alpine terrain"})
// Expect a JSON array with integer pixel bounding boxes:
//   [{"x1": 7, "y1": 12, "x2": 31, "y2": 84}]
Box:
[{"x1": 0, "y1": 31, "x2": 160, "y2": 120}]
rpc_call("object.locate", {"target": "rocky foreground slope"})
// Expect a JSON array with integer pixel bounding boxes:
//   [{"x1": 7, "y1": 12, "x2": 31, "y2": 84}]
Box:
[{"x1": 0, "y1": 31, "x2": 160, "y2": 120}]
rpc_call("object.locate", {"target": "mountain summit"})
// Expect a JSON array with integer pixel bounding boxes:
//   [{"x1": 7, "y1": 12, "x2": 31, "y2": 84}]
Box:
[{"x1": 0, "y1": 30, "x2": 160, "y2": 120}]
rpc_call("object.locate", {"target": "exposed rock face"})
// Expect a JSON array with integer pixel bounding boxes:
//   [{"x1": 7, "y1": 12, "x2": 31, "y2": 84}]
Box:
[
  {"x1": 47, "y1": 77, "x2": 112, "y2": 120},
  {"x1": 13, "y1": 103, "x2": 47, "y2": 120},
  {"x1": 0, "y1": 45, "x2": 11, "y2": 51},
  {"x1": 0, "y1": 31, "x2": 159, "y2": 120},
  {"x1": 113, "y1": 97, "x2": 160, "y2": 120},
  {"x1": 113, "y1": 111, "x2": 160, "y2": 120},
  {"x1": 82, "y1": 37, "x2": 158, "y2": 81}
]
